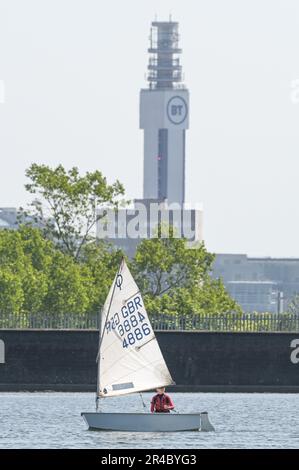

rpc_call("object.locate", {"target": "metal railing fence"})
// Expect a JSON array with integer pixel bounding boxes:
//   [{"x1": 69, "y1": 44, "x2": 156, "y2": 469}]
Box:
[{"x1": 1, "y1": 312, "x2": 299, "y2": 332}]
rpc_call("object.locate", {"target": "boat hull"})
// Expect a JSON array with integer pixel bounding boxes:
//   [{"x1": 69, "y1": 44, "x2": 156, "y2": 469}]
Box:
[{"x1": 81, "y1": 412, "x2": 214, "y2": 432}]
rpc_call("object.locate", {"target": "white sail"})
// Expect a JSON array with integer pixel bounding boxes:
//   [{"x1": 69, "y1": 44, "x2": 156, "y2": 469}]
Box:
[{"x1": 97, "y1": 259, "x2": 174, "y2": 397}]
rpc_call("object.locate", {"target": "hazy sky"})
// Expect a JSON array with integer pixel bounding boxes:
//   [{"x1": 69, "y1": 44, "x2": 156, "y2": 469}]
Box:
[{"x1": 1, "y1": 0, "x2": 299, "y2": 257}]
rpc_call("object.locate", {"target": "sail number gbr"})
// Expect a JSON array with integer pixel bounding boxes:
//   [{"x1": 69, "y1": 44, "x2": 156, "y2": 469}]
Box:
[{"x1": 105, "y1": 295, "x2": 153, "y2": 349}]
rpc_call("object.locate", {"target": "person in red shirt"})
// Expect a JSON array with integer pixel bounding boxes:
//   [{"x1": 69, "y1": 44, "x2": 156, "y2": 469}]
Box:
[{"x1": 150, "y1": 387, "x2": 175, "y2": 413}]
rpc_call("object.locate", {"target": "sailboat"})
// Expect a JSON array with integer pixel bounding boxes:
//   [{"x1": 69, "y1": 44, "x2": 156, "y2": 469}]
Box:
[{"x1": 81, "y1": 259, "x2": 215, "y2": 432}]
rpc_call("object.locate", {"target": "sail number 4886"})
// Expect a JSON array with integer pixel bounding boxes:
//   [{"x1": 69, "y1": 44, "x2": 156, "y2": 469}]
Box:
[{"x1": 122, "y1": 322, "x2": 151, "y2": 348}]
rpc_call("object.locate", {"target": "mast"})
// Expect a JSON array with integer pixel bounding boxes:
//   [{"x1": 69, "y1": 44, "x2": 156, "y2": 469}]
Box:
[
  {"x1": 96, "y1": 306, "x2": 102, "y2": 411},
  {"x1": 95, "y1": 258, "x2": 125, "y2": 410}
]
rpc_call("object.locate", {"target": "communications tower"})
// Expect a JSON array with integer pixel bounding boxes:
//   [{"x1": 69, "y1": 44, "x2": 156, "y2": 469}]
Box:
[{"x1": 140, "y1": 20, "x2": 189, "y2": 206}]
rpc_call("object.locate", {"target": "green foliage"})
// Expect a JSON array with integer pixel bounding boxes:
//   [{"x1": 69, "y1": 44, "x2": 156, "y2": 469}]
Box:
[
  {"x1": 22, "y1": 164, "x2": 126, "y2": 259},
  {"x1": 287, "y1": 294, "x2": 299, "y2": 314},
  {"x1": 42, "y1": 249, "x2": 100, "y2": 316},
  {"x1": 0, "y1": 227, "x2": 121, "y2": 317},
  {"x1": 0, "y1": 269, "x2": 24, "y2": 315},
  {"x1": 143, "y1": 282, "x2": 241, "y2": 316},
  {"x1": 0, "y1": 159, "x2": 240, "y2": 320},
  {"x1": 131, "y1": 228, "x2": 241, "y2": 315},
  {"x1": 79, "y1": 241, "x2": 124, "y2": 313},
  {"x1": 0, "y1": 163, "x2": 126, "y2": 318},
  {"x1": 0, "y1": 222, "x2": 239, "y2": 319},
  {"x1": 0, "y1": 229, "x2": 27, "y2": 314},
  {"x1": 131, "y1": 235, "x2": 214, "y2": 295}
]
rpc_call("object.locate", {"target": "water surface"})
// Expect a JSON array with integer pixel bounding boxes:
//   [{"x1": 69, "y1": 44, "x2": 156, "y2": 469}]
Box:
[{"x1": 1, "y1": 392, "x2": 299, "y2": 448}]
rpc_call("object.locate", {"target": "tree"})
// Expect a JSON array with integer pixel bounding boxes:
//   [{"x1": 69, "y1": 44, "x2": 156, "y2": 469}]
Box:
[
  {"x1": 131, "y1": 225, "x2": 214, "y2": 296},
  {"x1": 0, "y1": 228, "x2": 47, "y2": 315},
  {"x1": 0, "y1": 224, "x2": 125, "y2": 318},
  {"x1": 42, "y1": 250, "x2": 92, "y2": 316},
  {"x1": 22, "y1": 164, "x2": 126, "y2": 259},
  {"x1": 0, "y1": 269, "x2": 24, "y2": 315},
  {"x1": 80, "y1": 241, "x2": 124, "y2": 313},
  {"x1": 287, "y1": 294, "x2": 299, "y2": 314},
  {"x1": 131, "y1": 227, "x2": 241, "y2": 315}
]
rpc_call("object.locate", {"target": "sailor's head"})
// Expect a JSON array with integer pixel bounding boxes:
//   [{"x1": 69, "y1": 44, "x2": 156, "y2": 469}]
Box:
[{"x1": 156, "y1": 387, "x2": 165, "y2": 395}]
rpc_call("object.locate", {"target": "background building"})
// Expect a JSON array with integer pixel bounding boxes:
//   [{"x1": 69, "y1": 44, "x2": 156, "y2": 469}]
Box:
[
  {"x1": 212, "y1": 254, "x2": 299, "y2": 312},
  {"x1": 0, "y1": 207, "x2": 44, "y2": 232},
  {"x1": 0, "y1": 207, "x2": 18, "y2": 229},
  {"x1": 225, "y1": 281, "x2": 279, "y2": 314}
]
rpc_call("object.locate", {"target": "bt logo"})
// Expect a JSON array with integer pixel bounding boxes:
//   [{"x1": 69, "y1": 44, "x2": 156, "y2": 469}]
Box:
[
  {"x1": 167, "y1": 96, "x2": 188, "y2": 125},
  {"x1": 171, "y1": 104, "x2": 184, "y2": 116}
]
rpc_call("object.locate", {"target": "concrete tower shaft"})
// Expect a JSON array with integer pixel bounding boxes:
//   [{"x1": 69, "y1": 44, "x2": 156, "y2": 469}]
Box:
[{"x1": 140, "y1": 20, "x2": 189, "y2": 206}]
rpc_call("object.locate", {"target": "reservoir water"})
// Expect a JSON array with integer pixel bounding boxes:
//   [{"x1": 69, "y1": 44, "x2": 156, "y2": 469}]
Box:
[{"x1": 1, "y1": 392, "x2": 299, "y2": 449}]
